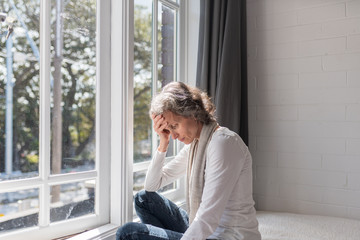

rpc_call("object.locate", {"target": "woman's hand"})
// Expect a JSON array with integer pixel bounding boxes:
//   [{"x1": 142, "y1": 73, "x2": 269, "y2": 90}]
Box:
[{"x1": 152, "y1": 114, "x2": 170, "y2": 152}]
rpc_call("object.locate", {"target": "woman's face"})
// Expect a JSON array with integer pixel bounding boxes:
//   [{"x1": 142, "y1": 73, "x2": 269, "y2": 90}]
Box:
[{"x1": 162, "y1": 111, "x2": 203, "y2": 144}]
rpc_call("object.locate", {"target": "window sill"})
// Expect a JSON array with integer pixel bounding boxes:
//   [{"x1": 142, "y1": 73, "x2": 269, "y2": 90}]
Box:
[{"x1": 67, "y1": 224, "x2": 119, "y2": 240}]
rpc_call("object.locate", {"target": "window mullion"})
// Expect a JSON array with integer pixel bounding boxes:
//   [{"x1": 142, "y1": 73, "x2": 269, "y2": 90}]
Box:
[
  {"x1": 96, "y1": 0, "x2": 111, "y2": 224},
  {"x1": 39, "y1": 0, "x2": 51, "y2": 227},
  {"x1": 0, "y1": 178, "x2": 42, "y2": 193},
  {"x1": 111, "y1": 0, "x2": 134, "y2": 225}
]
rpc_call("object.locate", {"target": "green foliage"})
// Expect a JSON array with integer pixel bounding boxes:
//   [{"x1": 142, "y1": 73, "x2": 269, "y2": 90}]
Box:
[
  {"x1": 133, "y1": 5, "x2": 153, "y2": 163},
  {"x1": 26, "y1": 154, "x2": 38, "y2": 164},
  {"x1": 0, "y1": 0, "x2": 96, "y2": 173},
  {"x1": 0, "y1": 1, "x2": 159, "y2": 171}
]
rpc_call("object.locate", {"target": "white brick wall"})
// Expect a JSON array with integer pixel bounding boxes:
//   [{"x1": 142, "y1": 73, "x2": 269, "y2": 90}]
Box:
[{"x1": 247, "y1": 0, "x2": 360, "y2": 220}]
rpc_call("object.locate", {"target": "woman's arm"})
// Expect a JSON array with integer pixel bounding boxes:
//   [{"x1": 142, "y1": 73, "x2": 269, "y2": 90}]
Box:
[
  {"x1": 182, "y1": 132, "x2": 247, "y2": 240},
  {"x1": 144, "y1": 114, "x2": 189, "y2": 191},
  {"x1": 144, "y1": 144, "x2": 190, "y2": 191}
]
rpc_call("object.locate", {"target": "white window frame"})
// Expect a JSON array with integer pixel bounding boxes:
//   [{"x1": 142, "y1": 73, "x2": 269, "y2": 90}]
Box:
[
  {"x1": 0, "y1": 0, "x2": 112, "y2": 239},
  {"x1": 68, "y1": 0, "x2": 192, "y2": 238},
  {"x1": 79, "y1": 2, "x2": 193, "y2": 240},
  {"x1": 109, "y1": 0, "x2": 190, "y2": 233},
  {"x1": 131, "y1": 0, "x2": 186, "y2": 206},
  {"x1": 110, "y1": 0, "x2": 134, "y2": 226},
  {"x1": 0, "y1": 0, "x2": 193, "y2": 239}
]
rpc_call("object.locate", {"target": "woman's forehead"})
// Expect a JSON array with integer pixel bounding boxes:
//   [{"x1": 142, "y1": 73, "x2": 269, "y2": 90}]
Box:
[{"x1": 163, "y1": 111, "x2": 182, "y2": 123}]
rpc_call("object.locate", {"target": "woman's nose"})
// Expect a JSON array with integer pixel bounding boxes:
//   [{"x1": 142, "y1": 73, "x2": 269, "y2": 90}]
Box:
[{"x1": 171, "y1": 131, "x2": 178, "y2": 139}]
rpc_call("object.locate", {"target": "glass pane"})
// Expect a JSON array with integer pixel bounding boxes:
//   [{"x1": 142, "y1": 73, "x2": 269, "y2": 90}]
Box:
[
  {"x1": 158, "y1": 2, "x2": 176, "y2": 88},
  {"x1": 133, "y1": 1, "x2": 178, "y2": 195},
  {"x1": 0, "y1": 188, "x2": 39, "y2": 233},
  {"x1": 156, "y1": 136, "x2": 175, "y2": 158},
  {"x1": 133, "y1": 0, "x2": 153, "y2": 164},
  {"x1": 50, "y1": 0, "x2": 96, "y2": 175},
  {"x1": 50, "y1": 180, "x2": 95, "y2": 223},
  {"x1": 159, "y1": 181, "x2": 176, "y2": 193},
  {"x1": 133, "y1": 170, "x2": 176, "y2": 194},
  {"x1": 0, "y1": 1, "x2": 40, "y2": 180},
  {"x1": 158, "y1": 2, "x2": 176, "y2": 158},
  {"x1": 133, "y1": 170, "x2": 147, "y2": 193}
]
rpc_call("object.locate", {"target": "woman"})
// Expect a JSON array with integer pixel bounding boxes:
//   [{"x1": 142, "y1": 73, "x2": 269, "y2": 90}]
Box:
[{"x1": 116, "y1": 82, "x2": 261, "y2": 240}]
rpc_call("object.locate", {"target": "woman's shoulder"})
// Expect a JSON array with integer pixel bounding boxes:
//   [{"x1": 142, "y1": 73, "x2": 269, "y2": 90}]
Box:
[
  {"x1": 210, "y1": 127, "x2": 247, "y2": 150},
  {"x1": 212, "y1": 127, "x2": 239, "y2": 141},
  {"x1": 207, "y1": 127, "x2": 250, "y2": 163}
]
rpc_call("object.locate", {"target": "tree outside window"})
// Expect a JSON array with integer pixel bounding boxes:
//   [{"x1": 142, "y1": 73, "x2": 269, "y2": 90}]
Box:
[
  {"x1": 0, "y1": 0, "x2": 97, "y2": 234},
  {"x1": 133, "y1": 0, "x2": 179, "y2": 196}
]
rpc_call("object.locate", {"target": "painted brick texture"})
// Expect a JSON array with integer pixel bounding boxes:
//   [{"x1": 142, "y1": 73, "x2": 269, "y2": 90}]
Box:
[{"x1": 247, "y1": 0, "x2": 360, "y2": 220}]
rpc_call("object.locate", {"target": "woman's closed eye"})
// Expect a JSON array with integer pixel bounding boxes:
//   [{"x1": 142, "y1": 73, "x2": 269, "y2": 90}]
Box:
[{"x1": 169, "y1": 124, "x2": 178, "y2": 130}]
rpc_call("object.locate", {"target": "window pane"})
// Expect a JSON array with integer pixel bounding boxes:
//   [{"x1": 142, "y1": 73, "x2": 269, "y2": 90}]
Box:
[
  {"x1": 133, "y1": 0, "x2": 153, "y2": 164},
  {"x1": 158, "y1": 2, "x2": 176, "y2": 158},
  {"x1": 158, "y1": 2, "x2": 176, "y2": 87},
  {"x1": 133, "y1": 170, "x2": 147, "y2": 193},
  {"x1": 0, "y1": 1, "x2": 40, "y2": 180},
  {"x1": 0, "y1": 188, "x2": 39, "y2": 233},
  {"x1": 133, "y1": 0, "x2": 179, "y2": 195},
  {"x1": 133, "y1": 170, "x2": 176, "y2": 194},
  {"x1": 50, "y1": 180, "x2": 95, "y2": 223},
  {"x1": 159, "y1": 181, "x2": 176, "y2": 193},
  {"x1": 50, "y1": 0, "x2": 96, "y2": 175},
  {"x1": 133, "y1": 1, "x2": 178, "y2": 164}
]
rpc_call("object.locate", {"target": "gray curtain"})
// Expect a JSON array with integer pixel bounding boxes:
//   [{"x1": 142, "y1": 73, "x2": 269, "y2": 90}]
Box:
[{"x1": 196, "y1": 0, "x2": 248, "y2": 145}]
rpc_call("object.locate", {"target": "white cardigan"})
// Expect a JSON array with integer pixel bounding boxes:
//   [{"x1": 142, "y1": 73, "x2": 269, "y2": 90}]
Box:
[{"x1": 144, "y1": 127, "x2": 261, "y2": 240}]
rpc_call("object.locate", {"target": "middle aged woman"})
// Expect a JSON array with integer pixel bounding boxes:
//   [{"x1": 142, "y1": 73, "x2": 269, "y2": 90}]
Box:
[{"x1": 116, "y1": 82, "x2": 261, "y2": 240}]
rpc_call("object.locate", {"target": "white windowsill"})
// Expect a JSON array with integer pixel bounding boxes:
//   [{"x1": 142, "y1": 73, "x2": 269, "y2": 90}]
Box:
[{"x1": 67, "y1": 224, "x2": 119, "y2": 240}]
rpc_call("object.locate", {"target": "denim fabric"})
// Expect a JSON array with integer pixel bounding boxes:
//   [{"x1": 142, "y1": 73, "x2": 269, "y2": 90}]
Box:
[{"x1": 116, "y1": 190, "x2": 189, "y2": 240}]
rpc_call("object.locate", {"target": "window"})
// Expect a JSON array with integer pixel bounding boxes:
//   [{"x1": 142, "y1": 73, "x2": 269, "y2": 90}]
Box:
[
  {"x1": 133, "y1": 0, "x2": 184, "y2": 203},
  {"x1": 0, "y1": 0, "x2": 190, "y2": 238},
  {"x1": 0, "y1": 0, "x2": 110, "y2": 239}
]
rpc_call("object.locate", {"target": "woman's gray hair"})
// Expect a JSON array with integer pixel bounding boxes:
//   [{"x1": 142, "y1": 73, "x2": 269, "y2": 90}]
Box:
[{"x1": 149, "y1": 82, "x2": 216, "y2": 125}]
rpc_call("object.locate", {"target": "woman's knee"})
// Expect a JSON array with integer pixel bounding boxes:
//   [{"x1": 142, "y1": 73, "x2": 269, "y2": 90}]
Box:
[
  {"x1": 135, "y1": 190, "x2": 159, "y2": 207},
  {"x1": 116, "y1": 222, "x2": 146, "y2": 240}
]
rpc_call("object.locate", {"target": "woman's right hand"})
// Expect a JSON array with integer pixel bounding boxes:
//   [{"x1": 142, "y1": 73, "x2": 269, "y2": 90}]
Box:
[{"x1": 152, "y1": 114, "x2": 170, "y2": 152}]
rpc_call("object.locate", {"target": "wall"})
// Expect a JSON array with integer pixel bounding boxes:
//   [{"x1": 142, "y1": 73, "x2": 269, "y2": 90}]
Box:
[{"x1": 247, "y1": 0, "x2": 360, "y2": 219}]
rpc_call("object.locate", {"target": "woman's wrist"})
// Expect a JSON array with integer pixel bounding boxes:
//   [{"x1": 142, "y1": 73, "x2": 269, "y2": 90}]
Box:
[
  {"x1": 158, "y1": 139, "x2": 169, "y2": 152},
  {"x1": 157, "y1": 146, "x2": 168, "y2": 152}
]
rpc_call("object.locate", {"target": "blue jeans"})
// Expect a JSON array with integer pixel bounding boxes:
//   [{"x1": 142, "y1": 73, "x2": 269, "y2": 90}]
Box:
[{"x1": 116, "y1": 190, "x2": 189, "y2": 240}]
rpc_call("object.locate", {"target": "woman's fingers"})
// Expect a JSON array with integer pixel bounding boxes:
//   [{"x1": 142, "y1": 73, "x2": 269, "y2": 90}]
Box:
[
  {"x1": 153, "y1": 115, "x2": 162, "y2": 130},
  {"x1": 152, "y1": 115, "x2": 170, "y2": 150},
  {"x1": 153, "y1": 115, "x2": 168, "y2": 134},
  {"x1": 158, "y1": 120, "x2": 168, "y2": 132}
]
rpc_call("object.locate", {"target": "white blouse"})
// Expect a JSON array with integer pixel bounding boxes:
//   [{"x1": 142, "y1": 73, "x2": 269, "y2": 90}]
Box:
[{"x1": 144, "y1": 127, "x2": 261, "y2": 240}]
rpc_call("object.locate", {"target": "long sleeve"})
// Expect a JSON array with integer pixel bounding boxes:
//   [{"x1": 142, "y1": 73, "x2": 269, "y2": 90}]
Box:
[
  {"x1": 181, "y1": 130, "x2": 250, "y2": 240},
  {"x1": 144, "y1": 144, "x2": 190, "y2": 192}
]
